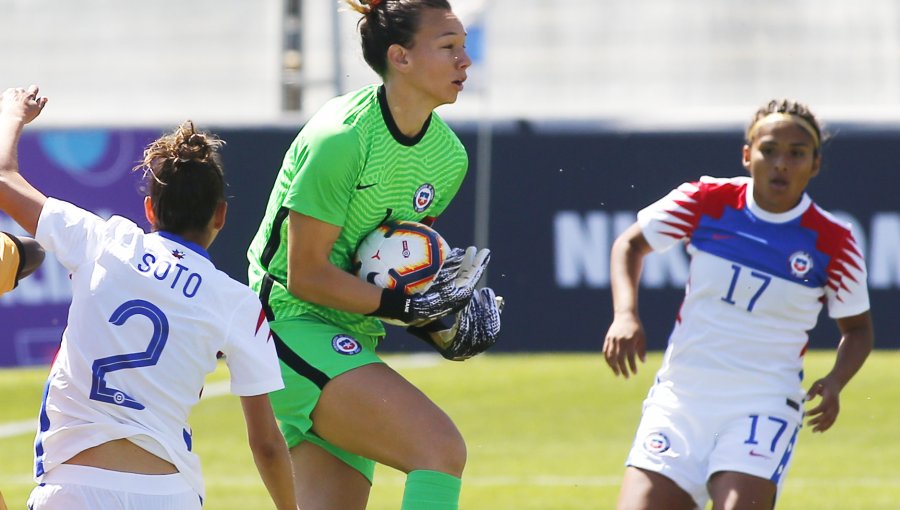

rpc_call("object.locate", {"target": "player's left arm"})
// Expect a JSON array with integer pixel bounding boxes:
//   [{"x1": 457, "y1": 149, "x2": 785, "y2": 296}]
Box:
[
  {"x1": 239, "y1": 394, "x2": 297, "y2": 510},
  {"x1": 805, "y1": 311, "x2": 874, "y2": 433}
]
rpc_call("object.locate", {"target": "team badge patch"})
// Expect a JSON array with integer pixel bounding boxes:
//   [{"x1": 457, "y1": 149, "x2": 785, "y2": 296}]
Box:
[
  {"x1": 413, "y1": 183, "x2": 435, "y2": 213},
  {"x1": 332, "y1": 334, "x2": 362, "y2": 355},
  {"x1": 643, "y1": 431, "x2": 671, "y2": 455},
  {"x1": 789, "y1": 251, "x2": 813, "y2": 278}
]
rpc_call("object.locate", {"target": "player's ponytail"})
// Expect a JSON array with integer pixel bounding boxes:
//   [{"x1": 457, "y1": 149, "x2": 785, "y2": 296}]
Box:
[{"x1": 135, "y1": 121, "x2": 227, "y2": 235}]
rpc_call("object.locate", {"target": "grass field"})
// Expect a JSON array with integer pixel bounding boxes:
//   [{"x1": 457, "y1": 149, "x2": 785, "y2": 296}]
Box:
[{"x1": 2, "y1": 351, "x2": 900, "y2": 509}]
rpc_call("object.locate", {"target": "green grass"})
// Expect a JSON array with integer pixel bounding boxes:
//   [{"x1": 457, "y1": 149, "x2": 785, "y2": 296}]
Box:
[{"x1": 2, "y1": 351, "x2": 900, "y2": 509}]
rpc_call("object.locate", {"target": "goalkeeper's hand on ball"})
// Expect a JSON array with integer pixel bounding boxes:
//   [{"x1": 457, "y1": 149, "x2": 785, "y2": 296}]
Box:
[
  {"x1": 369, "y1": 246, "x2": 490, "y2": 324},
  {"x1": 407, "y1": 287, "x2": 504, "y2": 361}
]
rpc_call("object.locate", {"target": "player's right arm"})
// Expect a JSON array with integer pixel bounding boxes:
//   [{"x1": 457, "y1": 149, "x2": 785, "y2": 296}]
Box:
[
  {"x1": 287, "y1": 210, "x2": 384, "y2": 314},
  {"x1": 288, "y1": 210, "x2": 489, "y2": 325},
  {"x1": 0, "y1": 86, "x2": 49, "y2": 236},
  {"x1": 603, "y1": 222, "x2": 653, "y2": 379},
  {"x1": 239, "y1": 394, "x2": 297, "y2": 510}
]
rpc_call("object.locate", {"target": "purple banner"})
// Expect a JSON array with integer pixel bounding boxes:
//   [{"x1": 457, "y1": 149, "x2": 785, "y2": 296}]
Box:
[{"x1": 0, "y1": 129, "x2": 160, "y2": 367}]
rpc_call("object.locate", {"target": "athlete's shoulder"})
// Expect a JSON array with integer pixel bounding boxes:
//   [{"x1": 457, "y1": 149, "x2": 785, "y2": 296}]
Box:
[
  {"x1": 800, "y1": 201, "x2": 860, "y2": 247},
  {"x1": 427, "y1": 112, "x2": 466, "y2": 150},
  {"x1": 691, "y1": 175, "x2": 749, "y2": 196},
  {"x1": 652, "y1": 175, "x2": 747, "y2": 214},
  {"x1": 309, "y1": 85, "x2": 379, "y2": 130},
  {"x1": 43, "y1": 197, "x2": 143, "y2": 247},
  {"x1": 298, "y1": 87, "x2": 380, "y2": 149}
]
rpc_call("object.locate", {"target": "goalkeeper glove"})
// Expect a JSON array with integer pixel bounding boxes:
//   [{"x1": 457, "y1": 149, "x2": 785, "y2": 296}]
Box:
[
  {"x1": 369, "y1": 246, "x2": 490, "y2": 325},
  {"x1": 407, "y1": 287, "x2": 504, "y2": 361}
]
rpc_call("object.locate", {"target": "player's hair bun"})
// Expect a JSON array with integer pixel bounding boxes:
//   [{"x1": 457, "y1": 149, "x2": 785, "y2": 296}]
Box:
[
  {"x1": 135, "y1": 121, "x2": 224, "y2": 184},
  {"x1": 171, "y1": 121, "x2": 223, "y2": 165}
]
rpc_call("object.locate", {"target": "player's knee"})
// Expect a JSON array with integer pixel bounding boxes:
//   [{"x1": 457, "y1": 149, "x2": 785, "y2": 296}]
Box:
[
  {"x1": 444, "y1": 432, "x2": 467, "y2": 475},
  {"x1": 413, "y1": 428, "x2": 467, "y2": 476}
]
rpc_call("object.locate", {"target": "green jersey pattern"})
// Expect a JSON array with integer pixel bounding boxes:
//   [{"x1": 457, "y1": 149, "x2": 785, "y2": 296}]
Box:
[{"x1": 248, "y1": 84, "x2": 468, "y2": 337}]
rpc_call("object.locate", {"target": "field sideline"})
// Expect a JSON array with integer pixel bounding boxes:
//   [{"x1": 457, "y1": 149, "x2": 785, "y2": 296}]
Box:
[{"x1": 2, "y1": 351, "x2": 900, "y2": 509}]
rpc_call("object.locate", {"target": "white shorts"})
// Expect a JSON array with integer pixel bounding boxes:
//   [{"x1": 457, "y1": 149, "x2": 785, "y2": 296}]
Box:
[
  {"x1": 27, "y1": 465, "x2": 201, "y2": 510},
  {"x1": 625, "y1": 388, "x2": 803, "y2": 509}
]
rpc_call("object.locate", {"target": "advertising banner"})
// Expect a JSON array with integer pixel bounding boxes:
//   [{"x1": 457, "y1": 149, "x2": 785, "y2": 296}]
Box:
[{"x1": 3, "y1": 125, "x2": 898, "y2": 366}]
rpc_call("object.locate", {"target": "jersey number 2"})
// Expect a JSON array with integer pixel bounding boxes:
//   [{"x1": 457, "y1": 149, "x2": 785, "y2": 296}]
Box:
[{"x1": 89, "y1": 299, "x2": 169, "y2": 410}]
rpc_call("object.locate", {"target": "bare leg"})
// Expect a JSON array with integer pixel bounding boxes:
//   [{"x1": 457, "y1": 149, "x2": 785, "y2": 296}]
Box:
[
  {"x1": 311, "y1": 363, "x2": 466, "y2": 475},
  {"x1": 617, "y1": 466, "x2": 697, "y2": 510},
  {"x1": 708, "y1": 471, "x2": 776, "y2": 510},
  {"x1": 289, "y1": 363, "x2": 466, "y2": 509},
  {"x1": 292, "y1": 441, "x2": 371, "y2": 510}
]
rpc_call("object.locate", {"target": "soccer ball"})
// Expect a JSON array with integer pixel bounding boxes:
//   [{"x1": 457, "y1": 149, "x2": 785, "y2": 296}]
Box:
[{"x1": 353, "y1": 220, "x2": 450, "y2": 296}]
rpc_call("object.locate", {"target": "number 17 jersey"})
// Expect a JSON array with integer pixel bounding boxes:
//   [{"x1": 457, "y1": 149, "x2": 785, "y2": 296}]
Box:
[{"x1": 638, "y1": 176, "x2": 869, "y2": 404}]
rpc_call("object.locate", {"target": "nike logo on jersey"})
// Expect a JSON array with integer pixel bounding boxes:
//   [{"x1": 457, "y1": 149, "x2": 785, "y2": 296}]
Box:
[
  {"x1": 356, "y1": 182, "x2": 378, "y2": 190},
  {"x1": 749, "y1": 450, "x2": 771, "y2": 459}
]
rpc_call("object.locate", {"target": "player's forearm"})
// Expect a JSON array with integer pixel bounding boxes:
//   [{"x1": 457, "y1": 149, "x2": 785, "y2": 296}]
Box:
[
  {"x1": 609, "y1": 230, "x2": 648, "y2": 316},
  {"x1": 0, "y1": 115, "x2": 25, "y2": 177},
  {"x1": 252, "y1": 447, "x2": 297, "y2": 510},
  {"x1": 242, "y1": 395, "x2": 298, "y2": 510},
  {"x1": 288, "y1": 261, "x2": 382, "y2": 314},
  {"x1": 826, "y1": 327, "x2": 874, "y2": 392}
]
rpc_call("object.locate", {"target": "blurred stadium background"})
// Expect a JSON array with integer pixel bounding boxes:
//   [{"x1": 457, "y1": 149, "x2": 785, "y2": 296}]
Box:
[
  {"x1": 3, "y1": 1, "x2": 900, "y2": 508},
  {"x1": 1, "y1": 0, "x2": 899, "y2": 364}
]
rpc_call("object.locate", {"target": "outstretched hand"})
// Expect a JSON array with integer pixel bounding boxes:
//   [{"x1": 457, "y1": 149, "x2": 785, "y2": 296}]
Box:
[
  {"x1": 0, "y1": 85, "x2": 48, "y2": 124},
  {"x1": 805, "y1": 376, "x2": 842, "y2": 433},
  {"x1": 602, "y1": 313, "x2": 647, "y2": 379}
]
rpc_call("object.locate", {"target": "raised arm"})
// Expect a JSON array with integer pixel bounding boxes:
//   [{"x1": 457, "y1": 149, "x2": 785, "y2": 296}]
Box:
[
  {"x1": 0, "y1": 86, "x2": 49, "y2": 235},
  {"x1": 603, "y1": 222, "x2": 654, "y2": 378}
]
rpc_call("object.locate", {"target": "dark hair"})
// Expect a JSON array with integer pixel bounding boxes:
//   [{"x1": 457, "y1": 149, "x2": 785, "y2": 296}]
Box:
[
  {"x1": 135, "y1": 121, "x2": 226, "y2": 235},
  {"x1": 746, "y1": 99, "x2": 824, "y2": 155},
  {"x1": 344, "y1": 0, "x2": 452, "y2": 77}
]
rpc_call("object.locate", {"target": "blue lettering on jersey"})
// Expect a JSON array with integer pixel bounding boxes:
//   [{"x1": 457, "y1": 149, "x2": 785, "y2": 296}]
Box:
[{"x1": 136, "y1": 251, "x2": 203, "y2": 298}]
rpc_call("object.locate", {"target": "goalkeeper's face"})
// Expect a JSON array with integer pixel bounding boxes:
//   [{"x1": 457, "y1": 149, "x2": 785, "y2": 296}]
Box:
[{"x1": 399, "y1": 8, "x2": 471, "y2": 108}]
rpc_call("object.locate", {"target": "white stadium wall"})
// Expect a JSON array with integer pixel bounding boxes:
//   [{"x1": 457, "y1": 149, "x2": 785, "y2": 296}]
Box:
[{"x1": 2, "y1": 0, "x2": 900, "y2": 127}]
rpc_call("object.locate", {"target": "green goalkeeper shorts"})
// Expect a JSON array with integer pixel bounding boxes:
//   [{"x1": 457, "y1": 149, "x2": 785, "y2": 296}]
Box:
[{"x1": 268, "y1": 314, "x2": 383, "y2": 482}]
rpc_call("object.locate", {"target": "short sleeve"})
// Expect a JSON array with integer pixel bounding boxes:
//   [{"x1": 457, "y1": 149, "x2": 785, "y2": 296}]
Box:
[
  {"x1": 222, "y1": 294, "x2": 285, "y2": 396},
  {"x1": 824, "y1": 226, "x2": 871, "y2": 319},
  {"x1": 35, "y1": 198, "x2": 125, "y2": 271},
  {"x1": 637, "y1": 181, "x2": 704, "y2": 253},
  {"x1": 284, "y1": 124, "x2": 362, "y2": 227}
]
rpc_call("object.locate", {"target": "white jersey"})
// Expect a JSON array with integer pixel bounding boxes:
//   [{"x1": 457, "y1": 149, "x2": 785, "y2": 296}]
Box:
[
  {"x1": 638, "y1": 176, "x2": 869, "y2": 404},
  {"x1": 32, "y1": 198, "x2": 284, "y2": 499}
]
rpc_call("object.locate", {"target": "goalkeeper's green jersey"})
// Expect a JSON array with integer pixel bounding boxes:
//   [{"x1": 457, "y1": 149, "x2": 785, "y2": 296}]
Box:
[{"x1": 247, "y1": 84, "x2": 468, "y2": 337}]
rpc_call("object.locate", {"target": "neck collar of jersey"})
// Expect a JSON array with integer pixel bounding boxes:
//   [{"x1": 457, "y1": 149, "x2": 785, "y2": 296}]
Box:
[
  {"x1": 745, "y1": 180, "x2": 812, "y2": 224},
  {"x1": 378, "y1": 85, "x2": 431, "y2": 147},
  {"x1": 156, "y1": 231, "x2": 212, "y2": 261}
]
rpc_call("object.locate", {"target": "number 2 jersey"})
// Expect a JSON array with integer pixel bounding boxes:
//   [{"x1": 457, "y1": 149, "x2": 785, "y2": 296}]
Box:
[
  {"x1": 638, "y1": 176, "x2": 870, "y2": 404},
  {"x1": 32, "y1": 198, "x2": 284, "y2": 499}
]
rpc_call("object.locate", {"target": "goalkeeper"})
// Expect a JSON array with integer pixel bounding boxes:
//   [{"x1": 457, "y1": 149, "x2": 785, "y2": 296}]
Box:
[{"x1": 246, "y1": 1, "x2": 502, "y2": 508}]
